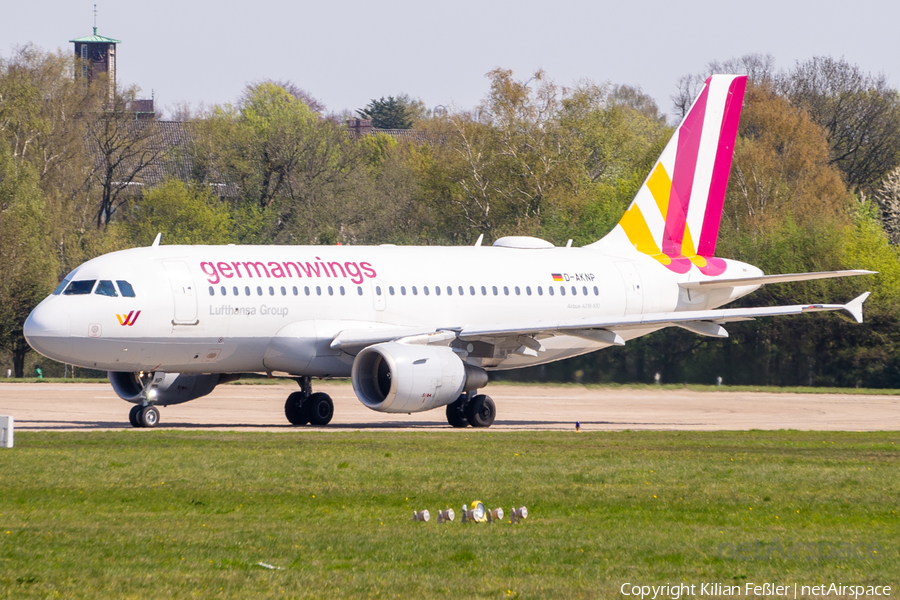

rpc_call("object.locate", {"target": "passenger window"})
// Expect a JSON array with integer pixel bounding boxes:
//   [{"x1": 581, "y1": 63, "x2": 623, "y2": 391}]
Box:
[
  {"x1": 424, "y1": 286, "x2": 430, "y2": 296},
  {"x1": 340, "y1": 286, "x2": 345, "y2": 296},
  {"x1": 281, "y1": 286, "x2": 286, "y2": 296},
  {"x1": 357, "y1": 286, "x2": 363, "y2": 296},
  {"x1": 560, "y1": 286, "x2": 566, "y2": 296},
  {"x1": 435, "y1": 286, "x2": 440, "y2": 296},
  {"x1": 233, "y1": 286, "x2": 239, "y2": 296},
  {"x1": 549, "y1": 286, "x2": 554, "y2": 296},
  {"x1": 459, "y1": 286, "x2": 464, "y2": 295},
  {"x1": 328, "y1": 286, "x2": 334, "y2": 296},
  {"x1": 376, "y1": 286, "x2": 382, "y2": 296},
  {"x1": 526, "y1": 286, "x2": 532, "y2": 296},
  {"x1": 412, "y1": 286, "x2": 418, "y2": 295},
  {"x1": 469, "y1": 286, "x2": 474, "y2": 295},
  {"x1": 447, "y1": 286, "x2": 452, "y2": 296},
  {"x1": 389, "y1": 286, "x2": 395, "y2": 295},
  {"x1": 95, "y1": 280, "x2": 118, "y2": 297},
  {"x1": 583, "y1": 286, "x2": 588, "y2": 295},
  {"x1": 401, "y1": 286, "x2": 407, "y2": 296},
  {"x1": 481, "y1": 286, "x2": 487, "y2": 295},
  {"x1": 503, "y1": 286, "x2": 509, "y2": 296},
  {"x1": 221, "y1": 286, "x2": 226, "y2": 296},
  {"x1": 538, "y1": 286, "x2": 543, "y2": 296},
  {"x1": 304, "y1": 286, "x2": 310, "y2": 296},
  {"x1": 52, "y1": 278, "x2": 71, "y2": 295},
  {"x1": 245, "y1": 286, "x2": 251, "y2": 296},
  {"x1": 571, "y1": 286, "x2": 577, "y2": 295},
  {"x1": 64, "y1": 280, "x2": 96, "y2": 295},
  {"x1": 208, "y1": 286, "x2": 215, "y2": 296},
  {"x1": 515, "y1": 286, "x2": 521, "y2": 295},
  {"x1": 492, "y1": 286, "x2": 498, "y2": 296},
  {"x1": 268, "y1": 286, "x2": 275, "y2": 296},
  {"x1": 316, "y1": 286, "x2": 322, "y2": 296},
  {"x1": 116, "y1": 280, "x2": 136, "y2": 297},
  {"x1": 593, "y1": 286, "x2": 599, "y2": 295},
  {"x1": 257, "y1": 286, "x2": 263, "y2": 296},
  {"x1": 292, "y1": 286, "x2": 298, "y2": 296}
]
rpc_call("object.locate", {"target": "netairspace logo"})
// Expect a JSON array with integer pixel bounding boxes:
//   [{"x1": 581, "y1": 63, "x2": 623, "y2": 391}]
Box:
[
  {"x1": 619, "y1": 582, "x2": 893, "y2": 599},
  {"x1": 719, "y1": 538, "x2": 882, "y2": 564}
]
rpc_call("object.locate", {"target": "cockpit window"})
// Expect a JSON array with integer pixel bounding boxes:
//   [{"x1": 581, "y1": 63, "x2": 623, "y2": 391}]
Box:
[
  {"x1": 52, "y1": 278, "x2": 71, "y2": 295},
  {"x1": 63, "y1": 280, "x2": 96, "y2": 295},
  {"x1": 95, "y1": 280, "x2": 118, "y2": 297},
  {"x1": 116, "y1": 280, "x2": 136, "y2": 297}
]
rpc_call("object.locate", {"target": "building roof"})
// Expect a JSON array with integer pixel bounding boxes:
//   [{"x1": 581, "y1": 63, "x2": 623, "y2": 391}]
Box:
[{"x1": 70, "y1": 28, "x2": 121, "y2": 44}]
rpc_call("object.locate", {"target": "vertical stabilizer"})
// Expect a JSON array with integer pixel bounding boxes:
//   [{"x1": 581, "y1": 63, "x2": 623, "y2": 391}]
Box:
[{"x1": 592, "y1": 74, "x2": 747, "y2": 276}]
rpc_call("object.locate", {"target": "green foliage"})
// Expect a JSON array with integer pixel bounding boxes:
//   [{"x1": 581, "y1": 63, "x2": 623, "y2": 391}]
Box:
[
  {"x1": 357, "y1": 95, "x2": 415, "y2": 129},
  {"x1": 122, "y1": 179, "x2": 234, "y2": 246}
]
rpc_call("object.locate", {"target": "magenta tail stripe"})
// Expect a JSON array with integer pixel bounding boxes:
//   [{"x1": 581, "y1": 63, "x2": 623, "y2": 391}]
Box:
[
  {"x1": 697, "y1": 76, "x2": 747, "y2": 257},
  {"x1": 662, "y1": 81, "x2": 709, "y2": 256}
]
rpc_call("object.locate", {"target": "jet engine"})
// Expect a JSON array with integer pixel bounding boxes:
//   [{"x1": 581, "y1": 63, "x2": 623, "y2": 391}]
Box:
[
  {"x1": 351, "y1": 343, "x2": 488, "y2": 413},
  {"x1": 108, "y1": 371, "x2": 239, "y2": 406}
]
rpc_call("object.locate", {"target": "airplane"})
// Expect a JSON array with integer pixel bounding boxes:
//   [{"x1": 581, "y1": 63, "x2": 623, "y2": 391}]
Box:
[{"x1": 24, "y1": 74, "x2": 874, "y2": 429}]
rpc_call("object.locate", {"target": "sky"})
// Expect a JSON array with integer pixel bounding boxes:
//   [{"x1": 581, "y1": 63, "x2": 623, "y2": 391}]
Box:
[{"x1": 2, "y1": 0, "x2": 899, "y2": 120}]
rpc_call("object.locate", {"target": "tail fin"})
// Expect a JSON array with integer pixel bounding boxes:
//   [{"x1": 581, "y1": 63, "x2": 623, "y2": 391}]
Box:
[{"x1": 592, "y1": 74, "x2": 747, "y2": 276}]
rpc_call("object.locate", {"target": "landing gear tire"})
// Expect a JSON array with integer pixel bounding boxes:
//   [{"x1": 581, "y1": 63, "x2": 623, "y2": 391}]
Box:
[
  {"x1": 129, "y1": 404, "x2": 143, "y2": 428},
  {"x1": 140, "y1": 405, "x2": 160, "y2": 428},
  {"x1": 465, "y1": 394, "x2": 495, "y2": 428},
  {"x1": 285, "y1": 391, "x2": 310, "y2": 425},
  {"x1": 446, "y1": 396, "x2": 468, "y2": 428},
  {"x1": 306, "y1": 392, "x2": 334, "y2": 426}
]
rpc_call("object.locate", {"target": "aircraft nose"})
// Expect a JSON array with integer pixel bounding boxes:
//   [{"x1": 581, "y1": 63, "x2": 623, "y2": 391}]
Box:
[{"x1": 24, "y1": 302, "x2": 72, "y2": 359}]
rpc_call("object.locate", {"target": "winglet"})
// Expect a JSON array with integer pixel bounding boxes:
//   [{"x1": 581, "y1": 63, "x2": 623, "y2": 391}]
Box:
[
  {"x1": 151, "y1": 233, "x2": 162, "y2": 247},
  {"x1": 844, "y1": 292, "x2": 871, "y2": 324}
]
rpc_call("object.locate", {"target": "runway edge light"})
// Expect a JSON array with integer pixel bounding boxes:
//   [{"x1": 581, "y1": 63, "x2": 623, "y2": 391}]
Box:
[
  {"x1": 510, "y1": 506, "x2": 528, "y2": 523},
  {"x1": 437, "y1": 509, "x2": 455, "y2": 523},
  {"x1": 412, "y1": 509, "x2": 430, "y2": 522}
]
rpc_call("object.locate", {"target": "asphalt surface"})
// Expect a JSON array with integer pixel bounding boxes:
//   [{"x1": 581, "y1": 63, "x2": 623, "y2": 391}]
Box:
[{"x1": 1, "y1": 382, "x2": 898, "y2": 431}]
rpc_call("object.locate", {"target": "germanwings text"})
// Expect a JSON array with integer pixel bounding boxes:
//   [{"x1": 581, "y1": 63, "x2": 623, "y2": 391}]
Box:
[{"x1": 200, "y1": 258, "x2": 377, "y2": 285}]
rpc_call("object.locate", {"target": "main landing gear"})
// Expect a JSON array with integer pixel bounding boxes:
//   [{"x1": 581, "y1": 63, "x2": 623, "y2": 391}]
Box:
[
  {"x1": 284, "y1": 376, "x2": 334, "y2": 426},
  {"x1": 446, "y1": 391, "x2": 496, "y2": 428},
  {"x1": 129, "y1": 404, "x2": 160, "y2": 428}
]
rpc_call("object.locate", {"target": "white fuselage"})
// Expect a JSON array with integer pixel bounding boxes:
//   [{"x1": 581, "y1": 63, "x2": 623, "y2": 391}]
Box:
[{"x1": 24, "y1": 242, "x2": 761, "y2": 377}]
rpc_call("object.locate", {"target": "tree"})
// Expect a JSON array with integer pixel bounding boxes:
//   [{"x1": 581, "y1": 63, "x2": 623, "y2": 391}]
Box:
[
  {"x1": 122, "y1": 179, "x2": 234, "y2": 246},
  {"x1": 0, "y1": 146, "x2": 58, "y2": 377},
  {"x1": 779, "y1": 57, "x2": 900, "y2": 192},
  {"x1": 357, "y1": 96, "x2": 415, "y2": 129}
]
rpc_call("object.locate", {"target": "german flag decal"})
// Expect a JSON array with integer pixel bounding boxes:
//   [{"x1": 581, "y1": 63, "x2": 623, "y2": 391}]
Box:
[{"x1": 551, "y1": 274, "x2": 564, "y2": 282}]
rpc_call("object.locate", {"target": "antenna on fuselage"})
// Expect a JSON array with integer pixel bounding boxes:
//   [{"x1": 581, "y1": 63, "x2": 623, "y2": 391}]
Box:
[
  {"x1": 474, "y1": 234, "x2": 484, "y2": 247},
  {"x1": 151, "y1": 233, "x2": 162, "y2": 247},
  {"x1": 566, "y1": 239, "x2": 573, "y2": 248}
]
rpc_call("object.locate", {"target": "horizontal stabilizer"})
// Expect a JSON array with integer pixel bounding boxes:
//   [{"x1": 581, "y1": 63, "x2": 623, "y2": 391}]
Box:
[{"x1": 679, "y1": 270, "x2": 876, "y2": 290}]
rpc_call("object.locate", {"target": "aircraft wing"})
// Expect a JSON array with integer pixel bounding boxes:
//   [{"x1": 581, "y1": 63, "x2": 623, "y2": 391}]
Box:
[
  {"x1": 329, "y1": 293, "x2": 871, "y2": 353},
  {"x1": 457, "y1": 292, "x2": 871, "y2": 341},
  {"x1": 678, "y1": 270, "x2": 875, "y2": 290}
]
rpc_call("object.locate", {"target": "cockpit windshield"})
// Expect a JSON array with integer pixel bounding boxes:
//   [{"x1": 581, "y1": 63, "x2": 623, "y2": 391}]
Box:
[
  {"x1": 116, "y1": 280, "x2": 136, "y2": 297},
  {"x1": 63, "y1": 280, "x2": 96, "y2": 295},
  {"x1": 95, "y1": 280, "x2": 118, "y2": 297},
  {"x1": 52, "y1": 278, "x2": 70, "y2": 295}
]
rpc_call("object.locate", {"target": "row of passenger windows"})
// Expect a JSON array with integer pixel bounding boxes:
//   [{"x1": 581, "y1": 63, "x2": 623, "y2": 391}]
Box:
[
  {"x1": 209, "y1": 284, "x2": 602, "y2": 298},
  {"x1": 55, "y1": 279, "x2": 136, "y2": 297}
]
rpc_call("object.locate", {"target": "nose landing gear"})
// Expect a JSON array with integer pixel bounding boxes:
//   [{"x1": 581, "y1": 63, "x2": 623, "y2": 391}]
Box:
[{"x1": 128, "y1": 404, "x2": 159, "y2": 428}]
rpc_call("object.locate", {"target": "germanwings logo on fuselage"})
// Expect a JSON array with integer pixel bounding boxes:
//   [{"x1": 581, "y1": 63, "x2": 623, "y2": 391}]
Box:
[{"x1": 116, "y1": 310, "x2": 141, "y2": 326}]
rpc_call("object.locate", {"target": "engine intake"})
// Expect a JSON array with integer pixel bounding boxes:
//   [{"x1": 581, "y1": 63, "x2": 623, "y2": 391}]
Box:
[
  {"x1": 351, "y1": 343, "x2": 488, "y2": 413},
  {"x1": 109, "y1": 371, "x2": 238, "y2": 406}
]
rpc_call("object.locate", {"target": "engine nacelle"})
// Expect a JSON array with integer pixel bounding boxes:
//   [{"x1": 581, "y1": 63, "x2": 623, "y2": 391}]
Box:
[
  {"x1": 109, "y1": 371, "x2": 238, "y2": 406},
  {"x1": 351, "y1": 343, "x2": 488, "y2": 413}
]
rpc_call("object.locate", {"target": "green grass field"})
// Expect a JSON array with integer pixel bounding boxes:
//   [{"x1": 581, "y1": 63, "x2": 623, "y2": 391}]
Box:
[{"x1": 0, "y1": 431, "x2": 897, "y2": 599}]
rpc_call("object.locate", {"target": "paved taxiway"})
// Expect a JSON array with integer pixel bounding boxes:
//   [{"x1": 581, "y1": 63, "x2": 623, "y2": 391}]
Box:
[{"x1": 1, "y1": 382, "x2": 898, "y2": 431}]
